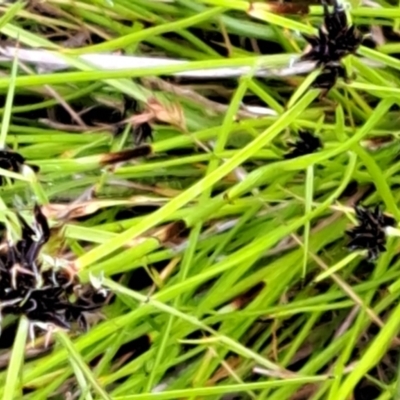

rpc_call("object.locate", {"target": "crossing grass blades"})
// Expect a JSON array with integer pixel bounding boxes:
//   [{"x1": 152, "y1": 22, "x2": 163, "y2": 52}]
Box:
[{"x1": 0, "y1": 205, "x2": 106, "y2": 344}]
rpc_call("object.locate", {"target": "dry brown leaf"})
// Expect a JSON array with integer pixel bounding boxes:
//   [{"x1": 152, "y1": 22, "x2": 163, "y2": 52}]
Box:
[
  {"x1": 147, "y1": 97, "x2": 186, "y2": 131},
  {"x1": 42, "y1": 197, "x2": 167, "y2": 220},
  {"x1": 207, "y1": 356, "x2": 241, "y2": 385},
  {"x1": 151, "y1": 221, "x2": 186, "y2": 243},
  {"x1": 41, "y1": 201, "x2": 121, "y2": 219},
  {"x1": 129, "y1": 112, "x2": 154, "y2": 125},
  {"x1": 126, "y1": 97, "x2": 186, "y2": 131}
]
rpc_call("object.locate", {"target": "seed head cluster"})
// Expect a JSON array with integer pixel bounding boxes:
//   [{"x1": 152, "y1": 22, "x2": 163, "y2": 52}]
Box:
[
  {"x1": 346, "y1": 205, "x2": 396, "y2": 261},
  {"x1": 118, "y1": 95, "x2": 153, "y2": 145},
  {"x1": 284, "y1": 131, "x2": 322, "y2": 159},
  {"x1": 0, "y1": 150, "x2": 39, "y2": 186},
  {"x1": 301, "y1": 0, "x2": 362, "y2": 92},
  {"x1": 0, "y1": 205, "x2": 106, "y2": 332},
  {"x1": 133, "y1": 122, "x2": 153, "y2": 146}
]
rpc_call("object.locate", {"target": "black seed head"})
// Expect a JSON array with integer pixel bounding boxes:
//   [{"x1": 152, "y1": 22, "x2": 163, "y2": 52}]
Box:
[
  {"x1": 302, "y1": 0, "x2": 362, "y2": 65},
  {"x1": 0, "y1": 150, "x2": 25, "y2": 186},
  {"x1": 133, "y1": 122, "x2": 153, "y2": 146},
  {"x1": 346, "y1": 205, "x2": 395, "y2": 261},
  {"x1": 0, "y1": 206, "x2": 107, "y2": 332},
  {"x1": 312, "y1": 63, "x2": 349, "y2": 92},
  {"x1": 0, "y1": 150, "x2": 39, "y2": 186},
  {"x1": 301, "y1": 0, "x2": 362, "y2": 93},
  {"x1": 284, "y1": 131, "x2": 322, "y2": 159}
]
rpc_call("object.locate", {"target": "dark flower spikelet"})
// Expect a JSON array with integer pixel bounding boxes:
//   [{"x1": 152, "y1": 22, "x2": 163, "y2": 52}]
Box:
[
  {"x1": 0, "y1": 150, "x2": 39, "y2": 186},
  {"x1": 133, "y1": 122, "x2": 153, "y2": 146},
  {"x1": 0, "y1": 205, "x2": 106, "y2": 332},
  {"x1": 284, "y1": 131, "x2": 322, "y2": 159},
  {"x1": 117, "y1": 95, "x2": 154, "y2": 146},
  {"x1": 346, "y1": 205, "x2": 396, "y2": 261},
  {"x1": 301, "y1": 0, "x2": 362, "y2": 92}
]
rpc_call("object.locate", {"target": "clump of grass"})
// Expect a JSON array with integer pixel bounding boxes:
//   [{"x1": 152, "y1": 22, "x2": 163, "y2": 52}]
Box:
[{"x1": 0, "y1": 0, "x2": 399, "y2": 399}]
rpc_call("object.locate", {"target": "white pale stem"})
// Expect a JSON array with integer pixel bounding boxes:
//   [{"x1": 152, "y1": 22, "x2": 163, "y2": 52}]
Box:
[
  {"x1": 0, "y1": 46, "x2": 315, "y2": 78},
  {"x1": 0, "y1": 47, "x2": 383, "y2": 78}
]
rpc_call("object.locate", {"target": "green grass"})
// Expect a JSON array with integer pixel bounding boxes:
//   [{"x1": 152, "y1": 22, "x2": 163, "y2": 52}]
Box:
[{"x1": 0, "y1": 0, "x2": 399, "y2": 399}]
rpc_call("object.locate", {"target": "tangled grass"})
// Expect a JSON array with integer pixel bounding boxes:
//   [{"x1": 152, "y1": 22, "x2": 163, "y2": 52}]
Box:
[{"x1": 0, "y1": 0, "x2": 400, "y2": 399}]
